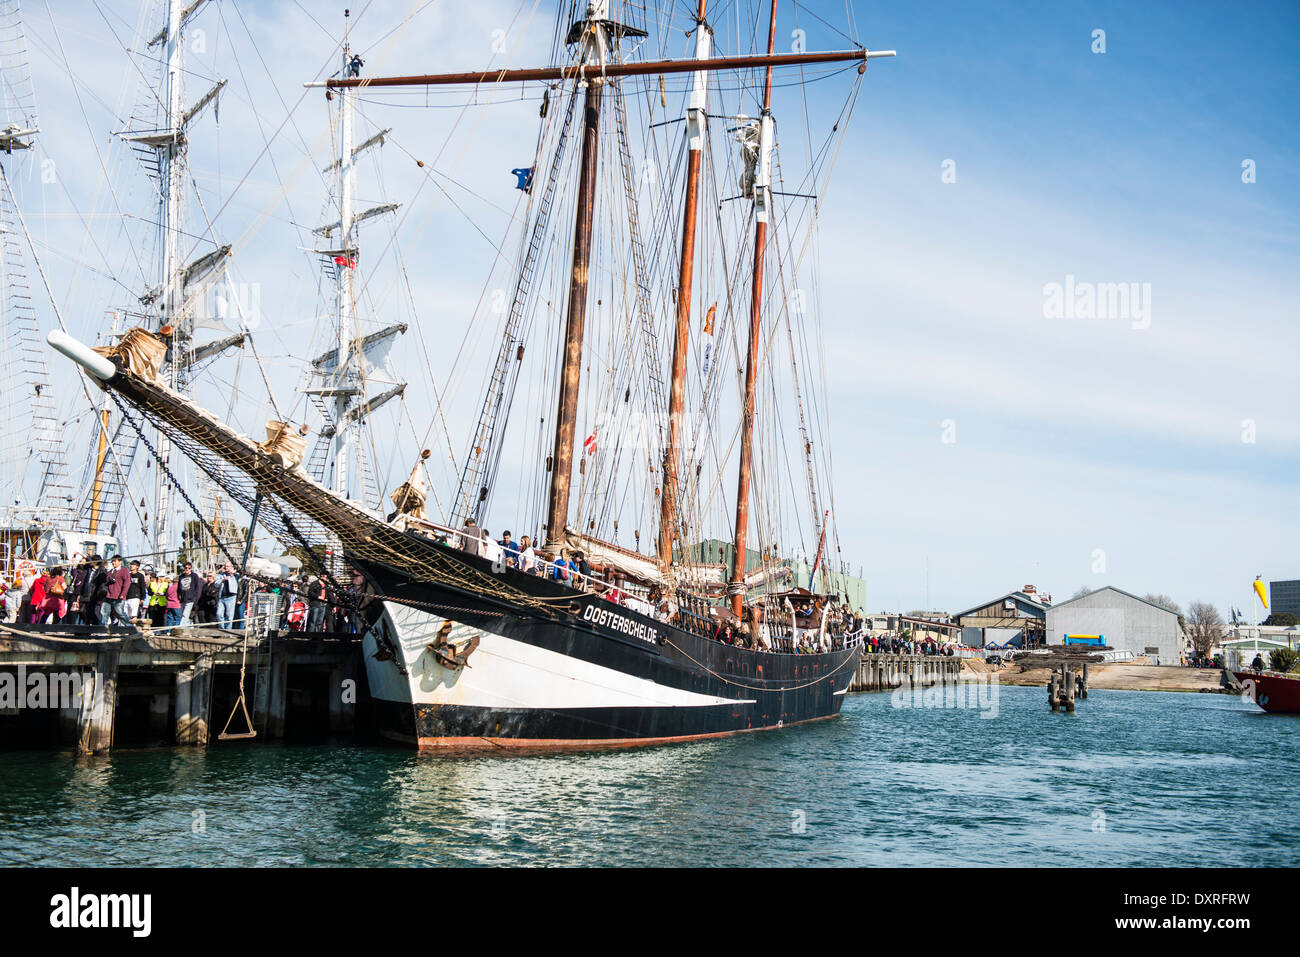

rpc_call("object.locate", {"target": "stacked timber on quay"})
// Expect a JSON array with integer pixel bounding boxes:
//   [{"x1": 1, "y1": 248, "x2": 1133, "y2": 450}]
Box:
[
  {"x1": 849, "y1": 652, "x2": 961, "y2": 692},
  {"x1": 0, "y1": 625, "x2": 363, "y2": 753}
]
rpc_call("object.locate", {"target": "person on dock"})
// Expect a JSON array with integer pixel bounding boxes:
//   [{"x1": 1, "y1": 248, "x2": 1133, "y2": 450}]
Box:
[
  {"x1": 147, "y1": 572, "x2": 168, "y2": 627},
  {"x1": 104, "y1": 555, "x2": 133, "y2": 629},
  {"x1": 65, "y1": 558, "x2": 88, "y2": 625},
  {"x1": 163, "y1": 575, "x2": 182, "y2": 627},
  {"x1": 214, "y1": 562, "x2": 239, "y2": 629},
  {"x1": 28, "y1": 569, "x2": 49, "y2": 624},
  {"x1": 81, "y1": 556, "x2": 107, "y2": 627},
  {"x1": 34, "y1": 568, "x2": 67, "y2": 624},
  {"x1": 196, "y1": 569, "x2": 222, "y2": 624},
  {"x1": 176, "y1": 562, "x2": 205, "y2": 626},
  {"x1": 125, "y1": 560, "x2": 147, "y2": 623}
]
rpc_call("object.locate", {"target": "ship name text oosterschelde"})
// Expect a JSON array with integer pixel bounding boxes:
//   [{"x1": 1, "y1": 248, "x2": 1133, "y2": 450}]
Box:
[{"x1": 582, "y1": 603, "x2": 660, "y2": 646}]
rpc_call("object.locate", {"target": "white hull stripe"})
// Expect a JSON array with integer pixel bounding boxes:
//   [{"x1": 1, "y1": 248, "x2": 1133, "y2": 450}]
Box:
[{"x1": 368, "y1": 604, "x2": 755, "y2": 711}]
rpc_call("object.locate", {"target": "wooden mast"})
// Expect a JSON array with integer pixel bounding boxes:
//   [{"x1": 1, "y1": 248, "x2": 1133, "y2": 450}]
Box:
[
  {"x1": 729, "y1": 0, "x2": 779, "y2": 618},
  {"x1": 88, "y1": 410, "x2": 110, "y2": 534},
  {"x1": 545, "y1": 80, "x2": 601, "y2": 552},
  {"x1": 657, "y1": 0, "x2": 710, "y2": 569},
  {"x1": 544, "y1": 7, "x2": 608, "y2": 553}
]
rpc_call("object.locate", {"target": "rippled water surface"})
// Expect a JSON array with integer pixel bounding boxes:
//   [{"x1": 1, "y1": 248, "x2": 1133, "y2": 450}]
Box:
[{"x1": 1, "y1": 686, "x2": 1294, "y2": 866}]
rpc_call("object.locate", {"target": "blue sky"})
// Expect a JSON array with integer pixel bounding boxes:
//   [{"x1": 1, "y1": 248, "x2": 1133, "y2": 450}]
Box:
[{"x1": 15, "y1": 0, "x2": 1299, "y2": 616}]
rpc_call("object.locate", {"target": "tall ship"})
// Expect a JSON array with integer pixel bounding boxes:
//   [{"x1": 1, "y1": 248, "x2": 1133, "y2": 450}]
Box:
[{"x1": 48, "y1": 0, "x2": 894, "y2": 748}]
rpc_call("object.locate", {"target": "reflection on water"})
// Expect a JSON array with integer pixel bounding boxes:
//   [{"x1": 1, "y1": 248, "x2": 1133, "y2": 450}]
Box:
[{"x1": 0, "y1": 686, "x2": 1295, "y2": 866}]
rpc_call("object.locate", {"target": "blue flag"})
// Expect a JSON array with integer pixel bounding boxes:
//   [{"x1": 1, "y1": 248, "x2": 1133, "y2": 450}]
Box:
[{"x1": 511, "y1": 167, "x2": 534, "y2": 192}]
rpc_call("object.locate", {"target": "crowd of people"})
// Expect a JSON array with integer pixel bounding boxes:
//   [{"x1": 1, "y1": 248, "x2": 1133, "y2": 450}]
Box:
[
  {"x1": 0, "y1": 556, "x2": 377, "y2": 636},
  {"x1": 862, "y1": 633, "x2": 956, "y2": 657},
  {"x1": 450, "y1": 519, "x2": 659, "y2": 611},
  {"x1": 0, "y1": 555, "x2": 240, "y2": 629}
]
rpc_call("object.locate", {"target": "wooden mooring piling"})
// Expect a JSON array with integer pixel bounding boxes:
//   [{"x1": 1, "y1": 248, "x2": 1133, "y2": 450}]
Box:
[
  {"x1": 849, "y1": 652, "x2": 962, "y2": 693},
  {"x1": 0, "y1": 626, "x2": 364, "y2": 754}
]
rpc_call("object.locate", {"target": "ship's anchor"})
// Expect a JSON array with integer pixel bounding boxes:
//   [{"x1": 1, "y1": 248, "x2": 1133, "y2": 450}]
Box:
[{"x1": 427, "y1": 620, "x2": 479, "y2": 671}]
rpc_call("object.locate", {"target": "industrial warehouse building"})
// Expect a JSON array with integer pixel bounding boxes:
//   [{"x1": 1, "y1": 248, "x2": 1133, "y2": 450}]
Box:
[
  {"x1": 954, "y1": 587, "x2": 1049, "y2": 648},
  {"x1": 1045, "y1": 587, "x2": 1186, "y2": 663}
]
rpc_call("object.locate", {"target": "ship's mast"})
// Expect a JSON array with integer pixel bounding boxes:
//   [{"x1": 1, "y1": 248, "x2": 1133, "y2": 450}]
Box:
[
  {"x1": 302, "y1": 15, "x2": 405, "y2": 511},
  {"x1": 728, "y1": 0, "x2": 779, "y2": 618},
  {"x1": 657, "y1": 0, "x2": 710, "y2": 570},
  {"x1": 543, "y1": 1, "x2": 611, "y2": 554},
  {"x1": 334, "y1": 15, "x2": 359, "y2": 502},
  {"x1": 153, "y1": 0, "x2": 186, "y2": 561}
]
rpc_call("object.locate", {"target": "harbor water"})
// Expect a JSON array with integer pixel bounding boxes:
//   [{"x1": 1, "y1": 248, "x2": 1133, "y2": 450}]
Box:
[{"x1": 1, "y1": 685, "x2": 1295, "y2": 867}]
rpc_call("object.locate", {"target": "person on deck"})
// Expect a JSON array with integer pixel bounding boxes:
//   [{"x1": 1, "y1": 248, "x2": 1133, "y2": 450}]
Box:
[
  {"x1": 500, "y1": 531, "x2": 520, "y2": 568},
  {"x1": 306, "y1": 575, "x2": 329, "y2": 633},
  {"x1": 518, "y1": 536, "x2": 537, "y2": 574},
  {"x1": 459, "y1": 518, "x2": 484, "y2": 558},
  {"x1": 573, "y1": 551, "x2": 592, "y2": 588},
  {"x1": 482, "y1": 530, "x2": 504, "y2": 567},
  {"x1": 551, "y1": 551, "x2": 571, "y2": 583}
]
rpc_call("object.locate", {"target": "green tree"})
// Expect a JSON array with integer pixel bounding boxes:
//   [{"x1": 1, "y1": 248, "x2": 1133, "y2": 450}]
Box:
[
  {"x1": 1269, "y1": 647, "x2": 1299, "y2": 673},
  {"x1": 1263, "y1": 612, "x2": 1298, "y2": 628}
]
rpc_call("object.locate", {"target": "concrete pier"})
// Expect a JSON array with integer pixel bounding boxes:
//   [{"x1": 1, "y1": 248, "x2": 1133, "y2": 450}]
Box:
[
  {"x1": 849, "y1": 652, "x2": 962, "y2": 692},
  {"x1": 0, "y1": 627, "x2": 361, "y2": 753}
]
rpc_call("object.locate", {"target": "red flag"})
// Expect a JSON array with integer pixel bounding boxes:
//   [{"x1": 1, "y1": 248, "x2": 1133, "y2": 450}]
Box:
[
  {"x1": 334, "y1": 255, "x2": 356, "y2": 269},
  {"x1": 583, "y1": 429, "x2": 597, "y2": 455}
]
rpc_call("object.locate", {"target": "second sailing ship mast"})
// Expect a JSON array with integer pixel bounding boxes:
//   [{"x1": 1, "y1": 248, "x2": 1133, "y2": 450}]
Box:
[
  {"x1": 657, "y1": 0, "x2": 711, "y2": 571},
  {"x1": 333, "y1": 15, "x2": 360, "y2": 502},
  {"x1": 154, "y1": 0, "x2": 186, "y2": 560},
  {"x1": 120, "y1": 0, "x2": 230, "y2": 560},
  {"x1": 728, "y1": 0, "x2": 778, "y2": 617}
]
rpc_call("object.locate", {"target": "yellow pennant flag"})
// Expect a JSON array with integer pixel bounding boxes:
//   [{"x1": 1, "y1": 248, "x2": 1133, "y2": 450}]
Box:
[
  {"x1": 703, "y1": 303, "x2": 716, "y2": 336},
  {"x1": 1254, "y1": 579, "x2": 1268, "y2": 610}
]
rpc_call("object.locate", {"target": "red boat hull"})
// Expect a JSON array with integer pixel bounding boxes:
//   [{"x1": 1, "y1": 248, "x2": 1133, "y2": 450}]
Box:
[{"x1": 1234, "y1": 672, "x2": 1300, "y2": 714}]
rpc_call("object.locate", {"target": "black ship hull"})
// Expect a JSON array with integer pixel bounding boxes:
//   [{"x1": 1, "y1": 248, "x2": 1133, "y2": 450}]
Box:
[{"x1": 356, "y1": 549, "x2": 858, "y2": 750}]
